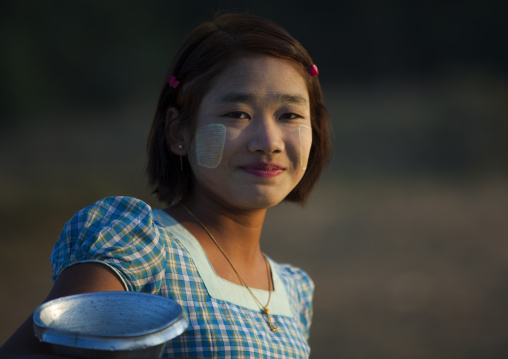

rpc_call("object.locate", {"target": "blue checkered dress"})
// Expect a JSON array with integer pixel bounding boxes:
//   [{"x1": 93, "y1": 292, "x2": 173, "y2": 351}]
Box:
[{"x1": 51, "y1": 196, "x2": 314, "y2": 358}]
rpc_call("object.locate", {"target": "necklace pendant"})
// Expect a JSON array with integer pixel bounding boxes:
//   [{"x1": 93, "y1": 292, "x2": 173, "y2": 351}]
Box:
[
  {"x1": 270, "y1": 322, "x2": 279, "y2": 332},
  {"x1": 262, "y1": 307, "x2": 279, "y2": 332}
]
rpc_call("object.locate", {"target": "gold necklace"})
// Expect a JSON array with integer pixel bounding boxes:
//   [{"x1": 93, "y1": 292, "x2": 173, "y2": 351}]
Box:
[{"x1": 180, "y1": 203, "x2": 279, "y2": 332}]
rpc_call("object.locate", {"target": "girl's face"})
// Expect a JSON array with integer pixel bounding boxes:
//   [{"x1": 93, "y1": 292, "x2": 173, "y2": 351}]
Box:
[{"x1": 187, "y1": 56, "x2": 312, "y2": 210}]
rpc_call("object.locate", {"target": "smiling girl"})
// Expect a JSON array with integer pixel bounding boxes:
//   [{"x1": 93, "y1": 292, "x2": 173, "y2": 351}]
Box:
[{"x1": 2, "y1": 13, "x2": 331, "y2": 358}]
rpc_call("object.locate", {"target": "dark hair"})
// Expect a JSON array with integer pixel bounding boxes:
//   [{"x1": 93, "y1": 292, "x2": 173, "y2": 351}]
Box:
[{"x1": 147, "y1": 13, "x2": 331, "y2": 205}]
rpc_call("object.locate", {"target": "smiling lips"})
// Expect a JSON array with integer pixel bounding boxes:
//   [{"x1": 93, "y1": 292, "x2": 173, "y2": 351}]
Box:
[{"x1": 242, "y1": 163, "x2": 285, "y2": 178}]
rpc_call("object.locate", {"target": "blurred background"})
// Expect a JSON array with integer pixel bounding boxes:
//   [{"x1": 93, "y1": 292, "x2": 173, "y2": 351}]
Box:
[{"x1": 1, "y1": 1, "x2": 508, "y2": 358}]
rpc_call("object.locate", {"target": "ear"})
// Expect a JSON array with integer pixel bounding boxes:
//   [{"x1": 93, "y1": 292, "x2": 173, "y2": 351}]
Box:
[{"x1": 165, "y1": 107, "x2": 190, "y2": 156}]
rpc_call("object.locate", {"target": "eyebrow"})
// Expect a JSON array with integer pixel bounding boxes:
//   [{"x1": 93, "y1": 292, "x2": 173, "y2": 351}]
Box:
[
  {"x1": 273, "y1": 93, "x2": 308, "y2": 105},
  {"x1": 215, "y1": 92, "x2": 308, "y2": 106}
]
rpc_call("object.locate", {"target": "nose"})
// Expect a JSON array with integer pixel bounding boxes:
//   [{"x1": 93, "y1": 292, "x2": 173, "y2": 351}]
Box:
[{"x1": 247, "y1": 117, "x2": 284, "y2": 154}]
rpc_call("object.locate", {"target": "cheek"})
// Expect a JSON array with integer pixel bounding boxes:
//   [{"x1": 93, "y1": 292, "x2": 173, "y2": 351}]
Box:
[
  {"x1": 195, "y1": 124, "x2": 227, "y2": 168},
  {"x1": 290, "y1": 125, "x2": 312, "y2": 170}
]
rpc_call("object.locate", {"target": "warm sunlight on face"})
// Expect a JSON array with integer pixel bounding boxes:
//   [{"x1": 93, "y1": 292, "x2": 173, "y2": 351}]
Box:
[{"x1": 189, "y1": 56, "x2": 312, "y2": 210}]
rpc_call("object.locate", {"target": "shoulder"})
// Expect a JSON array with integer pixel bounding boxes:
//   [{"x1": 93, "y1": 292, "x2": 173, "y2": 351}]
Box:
[
  {"x1": 75, "y1": 196, "x2": 153, "y2": 221},
  {"x1": 63, "y1": 196, "x2": 155, "y2": 234},
  {"x1": 276, "y1": 262, "x2": 315, "y2": 297}
]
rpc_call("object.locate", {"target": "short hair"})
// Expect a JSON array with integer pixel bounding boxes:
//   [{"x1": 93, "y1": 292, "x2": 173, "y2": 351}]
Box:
[{"x1": 147, "y1": 13, "x2": 331, "y2": 206}]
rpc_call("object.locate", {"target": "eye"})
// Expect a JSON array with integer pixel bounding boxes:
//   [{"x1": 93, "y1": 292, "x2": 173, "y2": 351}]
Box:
[
  {"x1": 224, "y1": 111, "x2": 250, "y2": 119},
  {"x1": 279, "y1": 112, "x2": 302, "y2": 120}
]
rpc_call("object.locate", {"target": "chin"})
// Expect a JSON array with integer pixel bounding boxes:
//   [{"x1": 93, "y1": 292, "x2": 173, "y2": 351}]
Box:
[{"x1": 233, "y1": 191, "x2": 288, "y2": 210}]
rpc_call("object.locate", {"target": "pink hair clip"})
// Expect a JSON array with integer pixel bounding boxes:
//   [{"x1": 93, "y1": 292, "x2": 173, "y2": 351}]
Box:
[
  {"x1": 308, "y1": 64, "x2": 319, "y2": 77},
  {"x1": 168, "y1": 75, "x2": 180, "y2": 88}
]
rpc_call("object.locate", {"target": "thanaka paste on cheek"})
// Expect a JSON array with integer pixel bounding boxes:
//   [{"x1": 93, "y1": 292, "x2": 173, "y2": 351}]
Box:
[
  {"x1": 299, "y1": 125, "x2": 312, "y2": 170},
  {"x1": 195, "y1": 124, "x2": 227, "y2": 168}
]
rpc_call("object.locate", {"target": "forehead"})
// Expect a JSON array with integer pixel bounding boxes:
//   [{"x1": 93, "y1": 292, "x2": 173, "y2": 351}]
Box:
[{"x1": 202, "y1": 56, "x2": 309, "y2": 105}]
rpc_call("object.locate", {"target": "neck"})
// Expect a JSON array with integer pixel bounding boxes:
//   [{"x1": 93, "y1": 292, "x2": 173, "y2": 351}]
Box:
[{"x1": 168, "y1": 195, "x2": 268, "y2": 267}]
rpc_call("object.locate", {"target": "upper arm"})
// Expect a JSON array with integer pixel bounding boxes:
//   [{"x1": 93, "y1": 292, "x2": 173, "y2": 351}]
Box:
[
  {"x1": 0, "y1": 262, "x2": 125, "y2": 358},
  {"x1": 47, "y1": 261, "x2": 126, "y2": 300}
]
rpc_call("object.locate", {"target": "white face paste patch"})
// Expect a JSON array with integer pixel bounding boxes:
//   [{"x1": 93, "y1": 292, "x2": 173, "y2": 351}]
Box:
[
  {"x1": 298, "y1": 125, "x2": 312, "y2": 170},
  {"x1": 195, "y1": 124, "x2": 227, "y2": 168}
]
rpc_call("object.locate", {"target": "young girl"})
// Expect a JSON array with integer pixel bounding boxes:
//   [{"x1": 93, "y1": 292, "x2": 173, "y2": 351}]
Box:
[{"x1": 1, "y1": 13, "x2": 331, "y2": 358}]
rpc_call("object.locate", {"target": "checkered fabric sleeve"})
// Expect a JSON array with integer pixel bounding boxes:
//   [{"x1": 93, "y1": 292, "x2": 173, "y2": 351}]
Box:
[
  {"x1": 276, "y1": 264, "x2": 314, "y2": 340},
  {"x1": 50, "y1": 196, "x2": 166, "y2": 293}
]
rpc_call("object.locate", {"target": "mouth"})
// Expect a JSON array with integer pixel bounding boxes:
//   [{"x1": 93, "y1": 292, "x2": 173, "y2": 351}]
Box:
[{"x1": 242, "y1": 162, "x2": 285, "y2": 178}]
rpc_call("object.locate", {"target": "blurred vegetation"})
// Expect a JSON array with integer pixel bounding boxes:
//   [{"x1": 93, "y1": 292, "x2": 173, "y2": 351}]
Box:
[{"x1": 1, "y1": 1, "x2": 508, "y2": 358}]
